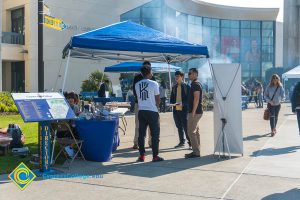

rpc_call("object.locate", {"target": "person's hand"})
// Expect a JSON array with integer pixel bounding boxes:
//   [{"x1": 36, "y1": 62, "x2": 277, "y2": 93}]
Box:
[
  {"x1": 269, "y1": 101, "x2": 274, "y2": 106},
  {"x1": 192, "y1": 112, "x2": 196, "y2": 118},
  {"x1": 176, "y1": 102, "x2": 182, "y2": 106}
]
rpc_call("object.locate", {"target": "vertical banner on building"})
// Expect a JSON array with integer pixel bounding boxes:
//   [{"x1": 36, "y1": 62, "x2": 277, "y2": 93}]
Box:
[
  {"x1": 211, "y1": 63, "x2": 243, "y2": 155},
  {"x1": 39, "y1": 121, "x2": 51, "y2": 172}
]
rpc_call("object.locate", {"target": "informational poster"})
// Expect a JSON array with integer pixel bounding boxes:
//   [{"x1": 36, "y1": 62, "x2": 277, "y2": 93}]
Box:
[
  {"x1": 12, "y1": 93, "x2": 76, "y2": 122},
  {"x1": 210, "y1": 63, "x2": 243, "y2": 155}
]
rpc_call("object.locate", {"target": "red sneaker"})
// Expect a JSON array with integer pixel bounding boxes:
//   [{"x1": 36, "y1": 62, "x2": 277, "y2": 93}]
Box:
[
  {"x1": 137, "y1": 155, "x2": 145, "y2": 162},
  {"x1": 152, "y1": 156, "x2": 164, "y2": 162}
]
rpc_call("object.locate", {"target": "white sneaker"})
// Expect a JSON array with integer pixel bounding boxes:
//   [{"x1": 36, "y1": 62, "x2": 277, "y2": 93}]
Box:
[{"x1": 64, "y1": 146, "x2": 75, "y2": 158}]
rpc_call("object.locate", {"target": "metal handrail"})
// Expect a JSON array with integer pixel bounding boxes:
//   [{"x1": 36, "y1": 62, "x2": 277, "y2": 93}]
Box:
[{"x1": 1, "y1": 32, "x2": 24, "y2": 45}]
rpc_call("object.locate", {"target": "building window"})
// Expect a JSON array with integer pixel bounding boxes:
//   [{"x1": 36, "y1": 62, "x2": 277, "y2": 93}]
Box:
[
  {"x1": 188, "y1": 15, "x2": 202, "y2": 44},
  {"x1": 11, "y1": 8, "x2": 25, "y2": 35},
  {"x1": 120, "y1": 1, "x2": 275, "y2": 83}
]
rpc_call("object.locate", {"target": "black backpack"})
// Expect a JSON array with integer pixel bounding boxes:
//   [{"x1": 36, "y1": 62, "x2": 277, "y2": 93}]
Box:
[{"x1": 8, "y1": 124, "x2": 23, "y2": 149}]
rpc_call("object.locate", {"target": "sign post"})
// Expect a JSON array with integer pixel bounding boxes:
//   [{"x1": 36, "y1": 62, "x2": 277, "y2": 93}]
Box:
[{"x1": 39, "y1": 122, "x2": 51, "y2": 172}]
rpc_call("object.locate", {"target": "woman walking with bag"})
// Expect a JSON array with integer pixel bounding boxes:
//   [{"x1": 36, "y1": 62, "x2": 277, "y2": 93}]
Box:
[{"x1": 264, "y1": 74, "x2": 285, "y2": 136}]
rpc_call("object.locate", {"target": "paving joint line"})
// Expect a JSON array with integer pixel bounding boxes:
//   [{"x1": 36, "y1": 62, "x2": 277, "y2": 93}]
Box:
[
  {"x1": 52, "y1": 178, "x2": 224, "y2": 200},
  {"x1": 220, "y1": 117, "x2": 289, "y2": 200}
]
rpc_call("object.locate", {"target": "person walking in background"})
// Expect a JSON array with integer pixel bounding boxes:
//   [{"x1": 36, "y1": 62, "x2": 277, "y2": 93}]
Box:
[
  {"x1": 135, "y1": 63, "x2": 164, "y2": 162},
  {"x1": 264, "y1": 74, "x2": 285, "y2": 137},
  {"x1": 291, "y1": 82, "x2": 300, "y2": 135},
  {"x1": 159, "y1": 80, "x2": 167, "y2": 112},
  {"x1": 132, "y1": 61, "x2": 153, "y2": 149},
  {"x1": 256, "y1": 81, "x2": 264, "y2": 108},
  {"x1": 170, "y1": 71, "x2": 191, "y2": 148},
  {"x1": 185, "y1": 68, "x2": 203, "y2": 159}
]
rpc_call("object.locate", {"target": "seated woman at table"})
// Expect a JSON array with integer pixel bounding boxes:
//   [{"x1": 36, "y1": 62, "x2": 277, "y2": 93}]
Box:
[
  {"x1": 56, "y1": 92, "x2": 80, "y2": 138},
  {"x1": 67, "y1": 92, "x2": 81, "y2": 116}
]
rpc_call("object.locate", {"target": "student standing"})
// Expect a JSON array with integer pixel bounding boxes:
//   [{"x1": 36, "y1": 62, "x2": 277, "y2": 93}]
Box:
[
  {"x1": 185, "y1": 68, "x2": 203, "y2": 159},
  {"x1": 135, "y1": 63, "x2": 164, "y2": 162},
  {"x1": 170, "y1": 71, "x2": 191, "y2": 148},
  {"x1": 159, "y1": 81, "x2": 167, "y2": 112},
  {"x1": 132, "y1": 61, "x2": 154, "y2": 149}
]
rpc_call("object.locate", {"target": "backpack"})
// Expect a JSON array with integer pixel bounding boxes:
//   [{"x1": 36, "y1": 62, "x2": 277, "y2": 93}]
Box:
[{"x1": 8, "y1": 124, "x2": 24, "y2": 149}]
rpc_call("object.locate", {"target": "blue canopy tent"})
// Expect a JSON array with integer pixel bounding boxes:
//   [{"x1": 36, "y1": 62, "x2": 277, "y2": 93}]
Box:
[
  {"x1": 104, "y1": 62, "x2": 180, "y2": 73},
  {"x1": 62, "y1": 21, "x2": 209, "y2": 91}
]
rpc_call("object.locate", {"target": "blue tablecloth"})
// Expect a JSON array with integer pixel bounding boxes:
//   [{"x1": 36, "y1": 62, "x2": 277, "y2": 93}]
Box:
[{"x1": 75, "y1": 117, "x2": 119, "y2": 162}]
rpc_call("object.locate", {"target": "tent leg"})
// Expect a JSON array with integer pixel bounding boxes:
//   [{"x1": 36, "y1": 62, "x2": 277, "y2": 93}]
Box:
[
  {"x1": 62, "y1": 50, "x2": 71, "y2": 93},
  {"x1": 168, "y1": 63, "x2": 172, "y2": 91}
]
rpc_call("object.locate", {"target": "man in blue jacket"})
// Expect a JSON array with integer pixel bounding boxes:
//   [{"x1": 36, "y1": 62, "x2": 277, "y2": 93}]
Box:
[{"x1": 170, "y1": 71, "x2": 191, "y2": 148}]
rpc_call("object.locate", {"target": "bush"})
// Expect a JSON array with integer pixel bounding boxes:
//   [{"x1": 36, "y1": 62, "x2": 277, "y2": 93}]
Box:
[
  {"x1": 203, "y1": 92, "x2": 214, "y2": 111},
  {"x1": 0, "y1": 92, "x2": 19, "y2": 113},
  {"x1": 81, "y1": 70, "x2": 109, "y2": 92}
]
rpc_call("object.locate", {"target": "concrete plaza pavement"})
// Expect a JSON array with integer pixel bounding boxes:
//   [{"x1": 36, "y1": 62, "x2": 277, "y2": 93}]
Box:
[{"x1": 0, "y1": 103, "x2": 300, "y2": 200}]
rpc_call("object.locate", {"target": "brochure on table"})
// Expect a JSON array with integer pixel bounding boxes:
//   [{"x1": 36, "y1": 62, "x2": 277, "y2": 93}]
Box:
[{"x1": 12, "y1": 93, "x2": 76, "y2": 122}]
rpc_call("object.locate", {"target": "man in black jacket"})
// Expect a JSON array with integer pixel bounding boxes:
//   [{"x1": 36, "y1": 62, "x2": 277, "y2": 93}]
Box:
[
  {"x1": 98, "y1": 80, "x2": 109, "y2": 97},
  {"x1": 170, "y1": 71, "x2": 191, "y2": 148}
]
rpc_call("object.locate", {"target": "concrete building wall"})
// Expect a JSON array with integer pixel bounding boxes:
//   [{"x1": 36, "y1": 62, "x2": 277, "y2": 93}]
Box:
[
  {"x1": 1, "y1": 0, "x2": 150, "y2": 92},
  {"x1": 276, "y1": 21, "x2": 284, "y2": 67},
  {"x1": 2, "y1": 62, "x2": 11, "y2": 91},
  {"x1": 283, "y1": 0, "x2": 300, "y2": 69},
  {"x1": 42, "y1": 0, "x2": 150, "y2": 93}
]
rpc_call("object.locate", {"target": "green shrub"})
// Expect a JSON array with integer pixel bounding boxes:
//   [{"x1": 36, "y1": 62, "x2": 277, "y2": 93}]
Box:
[
  {"x1": 0, "y1": 92, "x2": 19, "y2": 113},
  {"x1": 81, "y1": 70, "x2": 110, "y2": 92}
]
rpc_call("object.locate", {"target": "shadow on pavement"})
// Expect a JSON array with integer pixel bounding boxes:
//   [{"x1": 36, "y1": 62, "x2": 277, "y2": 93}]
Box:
[
  {"x1": 112, "y1": 147, "x2": 191, "y2": 158},
  {"x1": 57, "y1": 154, "x2": 233, "y2": 178},
  {"x1": 262, "y1": 188, "x2": 300, "y2": 200},
  {"x1": 243, "y1": 133, "x2": 270, "y2": 141},
  {"x1": 251, "y1": 146, "x2": 300, "y2": 157}
]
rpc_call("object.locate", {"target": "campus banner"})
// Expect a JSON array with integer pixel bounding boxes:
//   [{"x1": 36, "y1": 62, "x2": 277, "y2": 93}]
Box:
[{"x1": 211, "y1": 63, "x2": 243, "y2": 155}]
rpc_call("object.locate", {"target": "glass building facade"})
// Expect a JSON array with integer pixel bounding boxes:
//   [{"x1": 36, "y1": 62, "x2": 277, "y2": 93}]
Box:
[{"x1": 121, "y1": 0, "x2": 275, "y2": 84}]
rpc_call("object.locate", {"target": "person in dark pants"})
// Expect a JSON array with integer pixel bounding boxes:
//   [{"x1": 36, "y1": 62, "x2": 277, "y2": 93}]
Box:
[
  {"x1": 291, "y1": 82, "x2": 300, "y2": 134},
  {"x1": 170, "y1": 71, "x2": 191, "y2": 148},
  {"x1": 132, "y1": 63, "x2": 156, "y2": 149},
  {"x1": 264, "y1": 74, "x2": 285, "y2": 137},
  {"x1": 98, "y1": 80, "x2": 109, "y2": 97},
  {"x1": 135, "y1": 62, "x2": 164, "y2": 162},
  {"x1": 159, "y1": 81, "x2": 167, "y2": 112}
]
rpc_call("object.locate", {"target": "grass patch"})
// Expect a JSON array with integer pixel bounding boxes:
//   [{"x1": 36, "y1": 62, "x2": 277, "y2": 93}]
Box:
[{"x1": 0, "y1": 115, "x2": 38, "y2": 174}]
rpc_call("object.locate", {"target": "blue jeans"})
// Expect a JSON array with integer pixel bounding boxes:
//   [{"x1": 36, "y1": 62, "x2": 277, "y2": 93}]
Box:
[
  {"x1": 173, "y1": 110, "x2": 190, "y2": 144},
  {"x1": 269, "y1": 104, "x2": 281, "y2": 130}
]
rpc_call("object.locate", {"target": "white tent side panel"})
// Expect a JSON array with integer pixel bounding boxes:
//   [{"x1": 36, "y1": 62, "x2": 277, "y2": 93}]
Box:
[
  {"x1": 282, "y1": 65, "x2": 300, "y2": 79},
  {"x1": 211, "y1": 63, "x2": 243, "y2": 155}
]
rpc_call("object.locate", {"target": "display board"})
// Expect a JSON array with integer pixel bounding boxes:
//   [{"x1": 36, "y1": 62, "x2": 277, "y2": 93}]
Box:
[
  {"x1": 211, "y1": 63, "x2": 243, "y2": 155},
  {"x1": 12, "y1": 93, "x2": 76, "y2": 122}
]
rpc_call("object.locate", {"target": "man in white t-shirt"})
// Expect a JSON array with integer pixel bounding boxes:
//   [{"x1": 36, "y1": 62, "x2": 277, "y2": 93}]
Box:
[{"x1": 135, "y1": 63, "x2": 164, "y2": 162}]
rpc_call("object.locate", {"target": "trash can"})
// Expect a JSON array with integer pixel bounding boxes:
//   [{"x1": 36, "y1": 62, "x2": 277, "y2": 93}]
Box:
[{"x1": 75, "y1": 119, "x2": 117, "y2": 162}]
